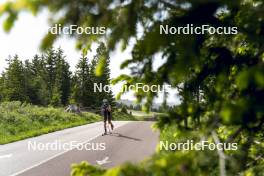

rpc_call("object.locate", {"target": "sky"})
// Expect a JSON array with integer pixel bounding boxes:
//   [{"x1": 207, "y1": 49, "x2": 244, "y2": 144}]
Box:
[{"x1": 0, "y1": 3, "x2": 180, "y2": 105}]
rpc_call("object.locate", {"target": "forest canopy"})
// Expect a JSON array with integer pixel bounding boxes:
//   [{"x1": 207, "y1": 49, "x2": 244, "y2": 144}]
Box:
[{"x1": 0, "y1": 45, "x2": 115, "y2": 108}]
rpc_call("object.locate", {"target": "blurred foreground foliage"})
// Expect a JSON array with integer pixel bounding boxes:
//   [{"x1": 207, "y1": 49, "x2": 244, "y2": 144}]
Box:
[{"x1": 1, "y1": 0, "x2": 263, "y2": 175}]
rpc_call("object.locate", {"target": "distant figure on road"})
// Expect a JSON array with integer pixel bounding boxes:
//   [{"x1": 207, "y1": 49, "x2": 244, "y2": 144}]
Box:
[
  {"x1": 101, "y1": 99, "x2": 114, "y2": 135},
  {"x1": 65, "y1": 104, "x2": 81, "y2": 114}
]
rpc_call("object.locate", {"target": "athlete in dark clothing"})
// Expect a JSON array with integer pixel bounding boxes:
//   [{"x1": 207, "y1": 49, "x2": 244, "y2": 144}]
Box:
[{"x1": 101, "y1": 99, "x2": 114, "y2": 135}]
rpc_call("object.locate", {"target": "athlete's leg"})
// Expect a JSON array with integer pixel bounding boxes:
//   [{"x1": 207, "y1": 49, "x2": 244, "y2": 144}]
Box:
[
  {"x1": 103, "y1": 111, "x2": 107, "y2": 134},
  {"x1": 107, "y1": 111, "x2": 114, "y2": 130}
]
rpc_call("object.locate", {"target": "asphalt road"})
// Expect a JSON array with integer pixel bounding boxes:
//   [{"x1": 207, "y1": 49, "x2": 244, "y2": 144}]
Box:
[{"x1": 0, "y1": 121, "x2": 159, "y2": 176}]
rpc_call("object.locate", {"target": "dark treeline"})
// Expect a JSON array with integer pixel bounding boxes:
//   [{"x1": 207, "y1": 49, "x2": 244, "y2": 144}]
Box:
[{"x1": 0, "y1": 42, "x2": 115, "y2": 108}]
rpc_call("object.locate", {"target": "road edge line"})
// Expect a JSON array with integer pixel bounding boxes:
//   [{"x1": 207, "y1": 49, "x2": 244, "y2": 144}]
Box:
[{"x1": 9, "y1": 121, "x2": 130, "y2": 176}]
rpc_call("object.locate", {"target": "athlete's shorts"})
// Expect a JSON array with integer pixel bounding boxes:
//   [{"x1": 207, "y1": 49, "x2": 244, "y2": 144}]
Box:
[{"x1": 103, "y1": 110, "x2": 111, "y2": 122}]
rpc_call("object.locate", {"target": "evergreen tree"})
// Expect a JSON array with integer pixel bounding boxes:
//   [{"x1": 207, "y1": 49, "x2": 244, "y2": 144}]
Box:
[
  {"x1": 0, "y1": 73, "x2": 4, "y2": 102},
  {"x1": 2, "y1": 55, "x2": 28, "y2": 102},
  {"x1": 92, "y1": 42, "x2": 115, "y2": 108},
  {"x1": 50, "y1": 81, "x2": 62, "y2": 107},
  {"x1": 24, "y1": 59, "x2": 39, "y2": 104},
  {"x1": 72, "y1": 50, "x2": 93, "y2": 107},
  {"x1": 31, "y1": 54, "x2": 50, "y2": 105},
  {"x1": 54, "y1": 48, "x2": 71, "y2": 106},
  {"x1": 0, "y1": 48, "x2": 70, "y2": 106},
  {"x1": 41, "y1": 47, "x2": 71, "y2": 106},
  {"x1": 90, "y1": 52, "x2": 99, "y2": 106},
  {"x1": 43, "y1": 48, "x2": 57, "y2": 103}
]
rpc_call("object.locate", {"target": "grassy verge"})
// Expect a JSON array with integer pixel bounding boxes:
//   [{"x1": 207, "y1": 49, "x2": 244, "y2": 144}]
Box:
[
  {"x1": 112, "y1": 111, "x2": 138, "y2": 121},
  {"x1": 0, "y1": 102, "x2": 152, "y2": 144},
  {"x1": 126, "y1": 110, "x2": 164, "y2": 121},
  {"x1": 112, "y1": 109, "x2": 162, "y2": 121},
  {"x1": 0, "y1": 101, "x2": 103, "y2": 144}
]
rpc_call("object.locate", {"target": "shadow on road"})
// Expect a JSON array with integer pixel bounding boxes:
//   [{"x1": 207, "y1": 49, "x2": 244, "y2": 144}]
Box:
[{"x1": 109, "y1": 133, "x2": 142, "y2": 141}]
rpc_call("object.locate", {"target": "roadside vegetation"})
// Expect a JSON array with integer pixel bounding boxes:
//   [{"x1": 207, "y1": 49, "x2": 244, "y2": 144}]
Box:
[
  {"x1": 112, "y1": 111, "x2": 137, "y2": 121},
  {"x1": 0, "y1": 101, "x2": 101, "y2": 144},
  {"x1": 0, "y1": 101, "x2": 138, "y2": 144},
  {"x1": 114, "y1": 107, "x2": 163, "y2": 121},
  {"x1": 129, "y1": 110, "x2": 165, "y2": 121}
]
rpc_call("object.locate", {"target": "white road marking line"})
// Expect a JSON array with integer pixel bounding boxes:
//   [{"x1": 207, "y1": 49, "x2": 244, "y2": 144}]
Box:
[
  {"x1": 9, "y1": 134, "x2": 102, "y2": 176},
  {"x1": 9, "y1": 122, "x2": 129, "y2": 176},
  {"x1": 0, "y1": 154, "x2": 13, "y2": 159},
  {"x1": 96, "y1": 156, "x2": 111, "y2": 165}
]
